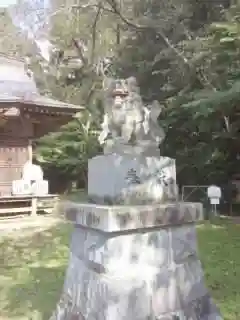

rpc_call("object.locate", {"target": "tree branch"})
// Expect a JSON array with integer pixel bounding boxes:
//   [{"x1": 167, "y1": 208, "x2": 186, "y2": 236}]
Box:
[
  {"x1": 71, "y1": 2, "x2": 113, "y2": 14},
  {"x1": 104, "y1": 0, "x2": 189, "y2": 64},
  {"x1": 90, "y1": 2, "x2": 102, "y2": 64},
  {"x1": 72, "y1": 38, "x2": 88, "y2": 65}
]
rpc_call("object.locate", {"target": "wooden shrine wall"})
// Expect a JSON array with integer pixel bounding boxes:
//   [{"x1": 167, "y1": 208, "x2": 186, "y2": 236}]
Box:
[
  {"x1": 0, "y1": 104, "x2": 74, "y2": 196},
  {"x1": 0, "y1": 114, "x2": 33, "y2": 196}
]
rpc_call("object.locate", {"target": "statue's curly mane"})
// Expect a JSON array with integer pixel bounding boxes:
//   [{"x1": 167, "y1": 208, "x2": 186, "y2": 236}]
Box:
[{"x1": 103, "y1": 77, "x2": 140, "y2": 99}]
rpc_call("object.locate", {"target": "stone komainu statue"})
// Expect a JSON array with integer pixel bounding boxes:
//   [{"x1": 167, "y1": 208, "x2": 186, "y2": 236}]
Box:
[{"x1": 98, "y1": 76, "x2": 165, "y2": 152}]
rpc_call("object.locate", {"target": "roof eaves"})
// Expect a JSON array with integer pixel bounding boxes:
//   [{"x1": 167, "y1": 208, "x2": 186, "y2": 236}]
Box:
[{"x1": 0, "y1": 94, "x2": 84, "y2": 111}]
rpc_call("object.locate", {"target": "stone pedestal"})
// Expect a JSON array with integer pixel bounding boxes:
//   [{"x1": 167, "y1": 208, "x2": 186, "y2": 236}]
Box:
[
  {"x1": 50, "y1": 202, "x2": 222, "y2": 319},
  {"x1": 88, "y1": 155, "x2": 177, "y2": 204}
]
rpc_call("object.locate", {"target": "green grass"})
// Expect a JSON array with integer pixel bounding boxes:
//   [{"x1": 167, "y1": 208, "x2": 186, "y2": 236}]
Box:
[
  {"x1": 0, "y1": 223, "x2": 72, "y2": 320},
  {"x1": 0, "y1": 220, "x2": 239, "y2": 319},
  {"x1": 197, "y1": 220, "x2": 240, "y2": 320}
]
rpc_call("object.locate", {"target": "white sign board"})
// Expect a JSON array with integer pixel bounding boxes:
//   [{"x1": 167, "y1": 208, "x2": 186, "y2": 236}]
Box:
[
  {"x1": 210, "y1": 198, "x2": 220, "y2": 205},
  {"x1": 12, "y1": 180, "x2": 31, "y2": 195},
  {"x1": 207, "y1": 185, "x2": 221, "y2": 205},
  {"x1": 12, "y1": 180, "x2": 49, "y2": 196}
]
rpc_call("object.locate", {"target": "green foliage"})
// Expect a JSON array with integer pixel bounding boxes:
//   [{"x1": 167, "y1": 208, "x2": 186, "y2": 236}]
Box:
[
  {"x1": 4, "y1": 0, "x2": 239, "y2": 191},
  {"x1": 0, "y1": 8, "x2": 34, "y2": 57},
  {"x1": 114, "y1": 0, "x2": 239, "y2": 187},
  {"x1": 37, "y1": 111, "x2": 101, "y2": 186}
]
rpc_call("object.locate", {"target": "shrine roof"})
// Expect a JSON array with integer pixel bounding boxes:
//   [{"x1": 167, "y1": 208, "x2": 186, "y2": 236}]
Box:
[
  {"x1": 0, "y1": 54, "x2": 84, "y2": 113},
  {"x1": 0, "y1": 93, "x2": 83, "y2": 112}
]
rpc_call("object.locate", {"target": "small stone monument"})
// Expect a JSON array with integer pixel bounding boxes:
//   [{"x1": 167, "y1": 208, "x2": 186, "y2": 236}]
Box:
[
  {"x1": 12, "y1": 161, "x2": 49, "y2": 196},
  {"x1": 50, "y1": 77, "x2": 222, "y2": 319}
]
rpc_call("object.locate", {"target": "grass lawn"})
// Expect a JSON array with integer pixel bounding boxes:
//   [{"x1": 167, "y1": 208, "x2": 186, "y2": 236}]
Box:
[{"x1": 0, "y1": 220, "x2": 239, "y2": 320}]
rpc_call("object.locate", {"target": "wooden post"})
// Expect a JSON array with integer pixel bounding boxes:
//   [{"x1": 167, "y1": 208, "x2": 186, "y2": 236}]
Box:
[
  {"x1": 28, "y1": 139, "x2": 32, "y2": 162},
  {"x1": 31, "y1": 197, "x2": 37, "y2": 216}
]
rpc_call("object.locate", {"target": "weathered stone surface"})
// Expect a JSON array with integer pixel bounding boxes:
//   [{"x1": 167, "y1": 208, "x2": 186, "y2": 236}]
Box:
[
  {"x1": 88, "y1": 154, "x2": 177, "y2": 204},
  {"x1": 171, "y1": 225, "x2": 198, "y2": 263},
  {"x1": 184, "y1": 294, "x2": 223, "y2": 320},
  {"x1": 176, "y1": 257, "x2": 207, "y2": 306},
  {"x1": 151, "y1": 268, "x2": 180, "y2": 314},
  {"x1": 65, "y1": 201, "x2": 203, "y2": 232},
  {"x1": 155, "y1": 294, "x2": 222, "y2": 320},
  {"x1": 50, "y1": 253, "x2": 222, "y2": 319},
  {"x1": 70, "y1": 226, "x2": 170, "y2": 270},
  {"x1": 98, "y1": 77, "x2": 165, "y2": 156},
  {"x1": 50, "y1": 217, "x2": 222, "y2": 319}
]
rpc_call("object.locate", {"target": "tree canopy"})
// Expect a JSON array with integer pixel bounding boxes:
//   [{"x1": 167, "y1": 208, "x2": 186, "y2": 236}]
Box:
[{"x1": 2, "y1": 0, "x2": 239, "y2": 193}]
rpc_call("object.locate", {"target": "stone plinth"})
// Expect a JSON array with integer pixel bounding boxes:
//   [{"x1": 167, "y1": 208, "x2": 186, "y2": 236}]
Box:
[
  {"x1": 88, "y1": 155, "x2": 177, "y2": 204},
  {"x1": 50, "y1": 202, "x2": 222, "y2": 319}
]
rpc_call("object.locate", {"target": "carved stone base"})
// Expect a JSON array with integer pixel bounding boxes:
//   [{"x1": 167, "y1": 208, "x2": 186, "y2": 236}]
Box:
[
  {"x1": 50, "y1": 291, "x2": 221, "y2": 320},
  {"x1": 50, "y1": 202, "x2": 222, "y2": 319},
  {"x1": 88, "y1": 154, "x2": 177, "y2": 205}
]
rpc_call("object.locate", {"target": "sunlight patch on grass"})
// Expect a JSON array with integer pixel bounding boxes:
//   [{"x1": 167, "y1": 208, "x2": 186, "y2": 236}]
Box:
[
  {"x1": 197, "y1": 223, "x2": 225, "y2": 229},
  {"x1": 29, "y1": 259, "x2": 66, "y2": 268}
]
